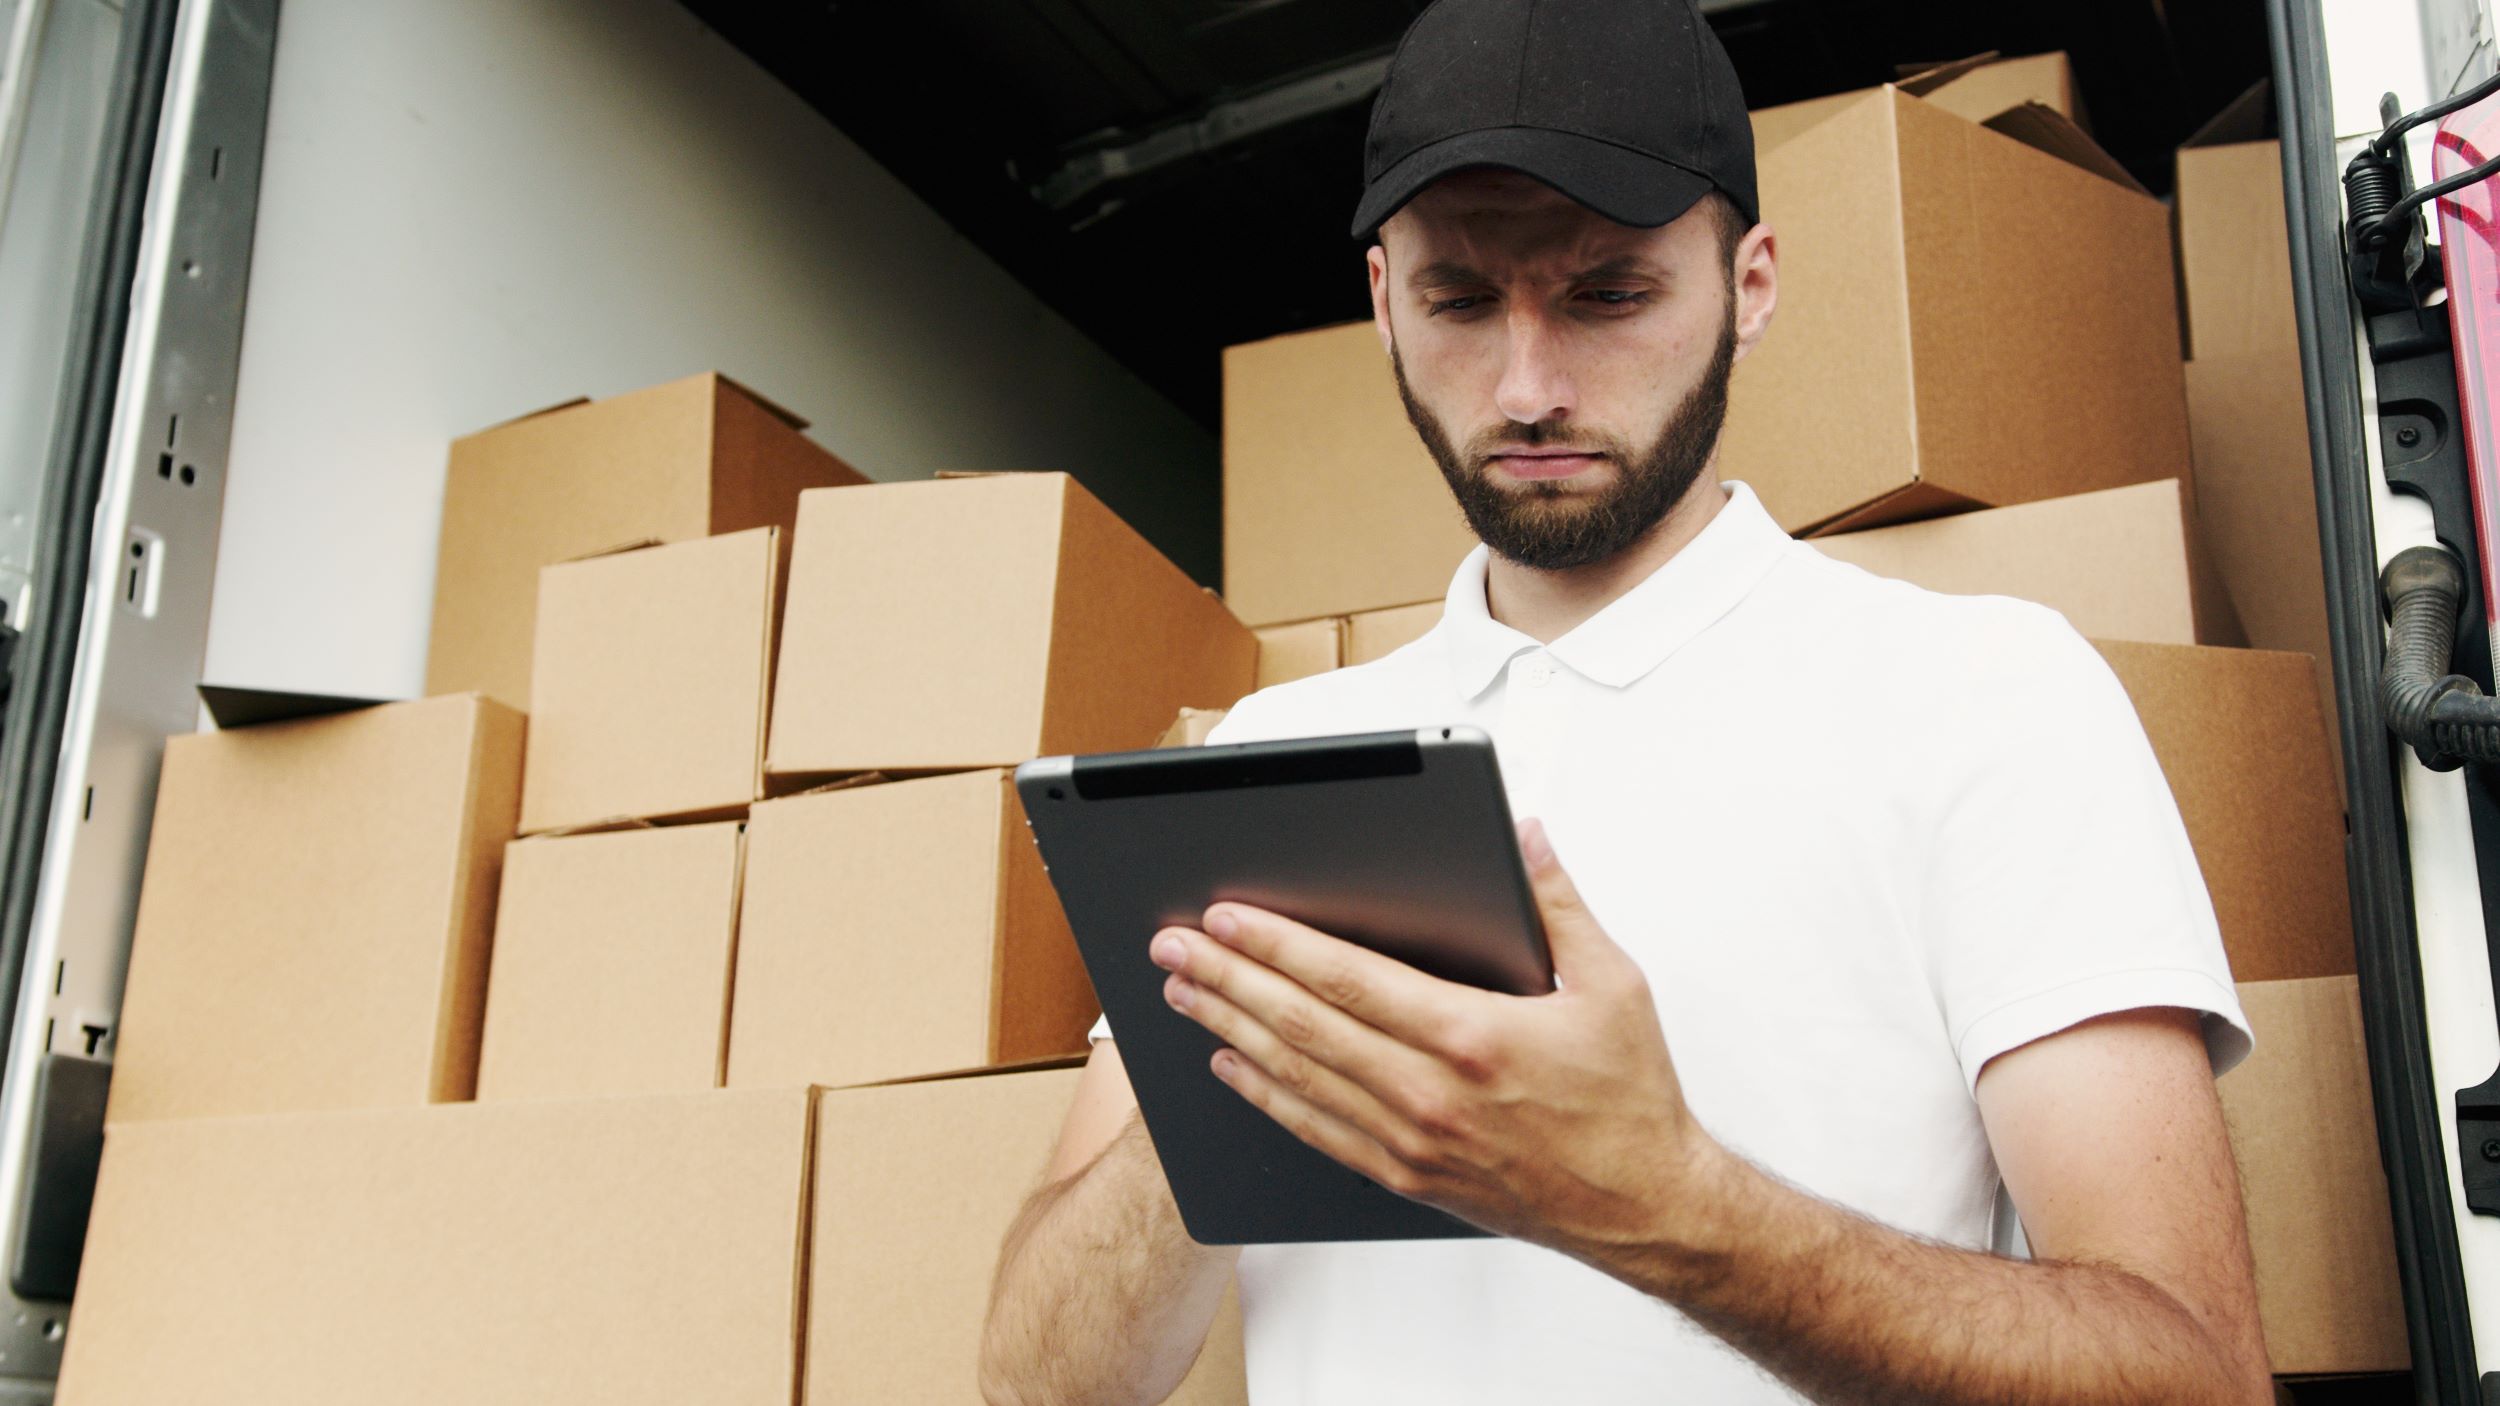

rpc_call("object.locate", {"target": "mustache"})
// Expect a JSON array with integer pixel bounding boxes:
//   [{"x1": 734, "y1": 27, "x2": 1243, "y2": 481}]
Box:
[{"x1": 1464, "y1": 428, "x2": 1631, "y2": 464}]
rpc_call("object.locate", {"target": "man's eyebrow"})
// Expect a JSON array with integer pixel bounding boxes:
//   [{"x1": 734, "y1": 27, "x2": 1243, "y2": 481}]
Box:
[
  {"x1": 1404, "y1": 254, "x2": 1670, "y2": 291},
  {"x1": 1407, "y1": 259, "x2": 1492, "y2": 291},
  {"x1": 1571, "y1": 255, "x2": 1669, "y2": 282}
]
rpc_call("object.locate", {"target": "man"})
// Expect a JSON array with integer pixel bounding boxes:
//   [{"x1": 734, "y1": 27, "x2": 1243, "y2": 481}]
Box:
[{"x1": 980, "y1": 0, "x2": 2273, "y2": 1401}]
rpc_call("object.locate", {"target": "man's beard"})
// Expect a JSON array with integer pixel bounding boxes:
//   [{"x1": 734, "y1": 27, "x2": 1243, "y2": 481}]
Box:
[{"x1": 1391, "y1": 306, "x2": 1737, "y2": 572}]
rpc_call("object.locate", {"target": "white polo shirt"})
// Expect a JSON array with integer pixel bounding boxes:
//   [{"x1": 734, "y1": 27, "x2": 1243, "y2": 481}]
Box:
[{"x1": 1093, "y1": 480, "x2": 2250, "y2": 1405}]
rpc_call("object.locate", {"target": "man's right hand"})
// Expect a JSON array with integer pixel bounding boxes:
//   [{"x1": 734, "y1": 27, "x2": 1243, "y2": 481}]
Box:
[{"x1": 979, "y1": 1039, "x2": 1242, "y2": 1406}]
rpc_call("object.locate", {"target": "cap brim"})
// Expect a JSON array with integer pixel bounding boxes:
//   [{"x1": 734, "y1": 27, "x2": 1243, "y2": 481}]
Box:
[{"x1": 1349, "y1": 126, "x2": 1716, "y2": 241}]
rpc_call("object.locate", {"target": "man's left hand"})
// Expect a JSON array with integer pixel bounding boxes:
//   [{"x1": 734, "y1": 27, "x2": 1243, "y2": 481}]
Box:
[{"x1": 1149, "y1": 818, "x2": 1715, "y2": 1258}]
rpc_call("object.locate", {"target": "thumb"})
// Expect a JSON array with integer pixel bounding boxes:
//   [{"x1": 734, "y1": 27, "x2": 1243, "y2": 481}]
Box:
[{"x1": 1517, "y1": 818, "x2": 1626, "y2": 988}]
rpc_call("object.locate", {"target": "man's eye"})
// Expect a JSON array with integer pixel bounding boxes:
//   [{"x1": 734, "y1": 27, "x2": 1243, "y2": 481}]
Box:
[
  {"x1": 1427, "y1": 295, "x2": 1487, "y2": 316},
  {"x1": 1583, "y1": 289, "x2": 1651, "y2": 307}
]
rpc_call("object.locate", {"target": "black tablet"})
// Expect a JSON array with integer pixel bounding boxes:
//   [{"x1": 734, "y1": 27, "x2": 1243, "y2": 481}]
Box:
[{"x1": 1015, "y1": 726, "x2": 1553, "y2": 1244}]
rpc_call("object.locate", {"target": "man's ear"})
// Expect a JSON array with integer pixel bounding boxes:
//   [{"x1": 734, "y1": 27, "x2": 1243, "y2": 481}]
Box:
[
  {"x1": 1367, "y1": 242, "x2": 1394, "y2": 354},
  {"x1": 1730, "y1": 222, "x2": 1778, "y2": 365}
]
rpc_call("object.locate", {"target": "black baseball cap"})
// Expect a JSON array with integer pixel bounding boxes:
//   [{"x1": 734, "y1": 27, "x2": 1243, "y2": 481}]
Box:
[{"x1": 1350, "y1": 0, "x2": 1757, "y2": 243}]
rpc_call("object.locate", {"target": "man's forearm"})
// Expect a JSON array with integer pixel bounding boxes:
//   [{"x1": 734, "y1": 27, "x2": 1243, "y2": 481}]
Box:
[
  {"x1": 981, "y1": 1114, "x2": 1242, "y2": 1406},
  {"x1": 1585, "y1": 1142, "x2": 2266, "y2": 1406}
]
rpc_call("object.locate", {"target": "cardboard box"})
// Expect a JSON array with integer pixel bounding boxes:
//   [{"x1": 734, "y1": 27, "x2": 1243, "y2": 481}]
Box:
[
  {"x1": 520, "y1": 527, "x2": 781, "y2": 834},
  {"x1": 1255, "y1": 617, "x2": 1345, "y2": 689},
  {"x1": 2175, "y1": 84, "x2": 2293, "y2": 363},
  {"x1": 1752, "y1": 51, "x2": 2081, "y2": 152},
  {"x1": 61, "y1": 1088, "x2": 816, "y2": 1404},
  {"x1": 808, "y1": 1068, "x2": 1246, "y2": 1405},
  {"x1": 108, "y1": 694, "x2": 524, "y2": 1123},
  {"x1": 1813, "y1": 480, "x2": 2245, "y2": 646},
  {"x1": 1160, "y1": 707, "x2": 1231, "y2": 748},
  {"x1": 1345, "y1": 600, "x2": 1446, "y2": 666},
  {"x1": 768, "y1": 473, "x2": 1257, "y2": 779},
  {"x1": 2219, "y1": 977, "x2": 2409, "y2": 1375},
  {"x1": 476, "y1": 822, "x2": 745, "y2": 1102},
  {"x1": 1246, "y1": 602, "x2": 1445, "y2": 680},
  {"x1": 2171, "y1": 84, "x2": 2337, "y2": 787},
  {"x1": 2097, "y1": 642, "x2": 2350, "y2": 983},
  {"x1": 1720, "y1": 90, "x2": 2190, "y2": 535},
  {"x1": 2186, "y1": 347, "x2": 2338, "y2": 775},
  {"x1": 428, "y1": 372, "x2": 866, "y2": 711},
  {"x1": 1223, "y1": 322, "x2": 1480, "y2": 626},
  {"x1": 727, "y1": 770, "x2": 1092, "y2": 1090}
]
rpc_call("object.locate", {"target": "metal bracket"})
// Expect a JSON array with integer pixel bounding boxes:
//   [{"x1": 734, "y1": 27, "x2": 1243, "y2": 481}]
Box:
[
  {"x1": 1029, "y1": 50, "x2": 1392, "y2": 217},
  {"x1": 2370, "y1": 298, "x2": 2494, "y2": 688}
]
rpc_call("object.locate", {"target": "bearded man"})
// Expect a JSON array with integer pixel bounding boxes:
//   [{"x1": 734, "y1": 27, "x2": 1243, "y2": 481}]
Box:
[{"x1": 980, "y1": 2, "x2": 2272, "y2": 1402}]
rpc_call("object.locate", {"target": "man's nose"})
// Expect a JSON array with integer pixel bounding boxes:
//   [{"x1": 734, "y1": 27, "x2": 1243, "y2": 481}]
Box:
[{"x1": 1492, "y1": 304, "x2": 1576, "y2": 427}]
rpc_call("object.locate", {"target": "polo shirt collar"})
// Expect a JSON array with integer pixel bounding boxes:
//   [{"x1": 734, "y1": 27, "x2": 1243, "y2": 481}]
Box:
[{"x1": 1437, "y1": 480, "x2": 1793, "y2": 699}]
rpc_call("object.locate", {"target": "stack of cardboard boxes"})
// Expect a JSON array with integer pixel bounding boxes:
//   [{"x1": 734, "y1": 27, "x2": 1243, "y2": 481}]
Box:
[
  {"x1": 62, "y1": 53, "x2": 2395, "y2": 1402},
  {"x1": 1217, "y1": 56, "x2": 2402, "y2": 1388},
  {"x1": 2174, "y1": 81, "x2": 2342, "y2": 787},
  {"x1": 61, "y1": 376, "x2": 1256, "y2": 1403}
]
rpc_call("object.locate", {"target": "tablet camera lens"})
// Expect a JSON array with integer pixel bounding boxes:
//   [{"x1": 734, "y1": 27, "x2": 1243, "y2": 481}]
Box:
[{"x1": 1047, "y1": 786, "x2": 1064, "y2": 801}]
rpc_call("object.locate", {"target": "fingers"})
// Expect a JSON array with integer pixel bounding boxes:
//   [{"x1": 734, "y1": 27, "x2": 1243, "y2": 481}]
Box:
[
  {"x1": 1195, "y1": 902, "x2": 1482, "y2": 1055},
  {"x1": 1153, "y1": 923, "x2": 1442, "y2": 1100},
  {"x1": 1516, "y1": 818, "x2": 1628, "y2": 987},
  {"x1": 1205, "y1": 1045, "x2": 1429, "y2": 1202},
  {"x1": 1165, "y1": 969, "x2": 1426, "y2": 1166}
]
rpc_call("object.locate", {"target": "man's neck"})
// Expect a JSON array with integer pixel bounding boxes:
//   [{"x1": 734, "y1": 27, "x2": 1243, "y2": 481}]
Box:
[{"x1": 1483, "y1": 470, "x2": 1729, "y2": 645}]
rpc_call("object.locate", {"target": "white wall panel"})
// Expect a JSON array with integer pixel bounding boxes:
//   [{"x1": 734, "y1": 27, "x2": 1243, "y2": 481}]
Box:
[{"x1": 208, "y1": 0, "x2": 1217, "y2": 700}]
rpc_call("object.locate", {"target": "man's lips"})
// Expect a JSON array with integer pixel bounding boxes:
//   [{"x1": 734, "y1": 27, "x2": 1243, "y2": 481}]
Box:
[{"x1": 1488, "y1": 450, "x2": 1606, "y2": 482}]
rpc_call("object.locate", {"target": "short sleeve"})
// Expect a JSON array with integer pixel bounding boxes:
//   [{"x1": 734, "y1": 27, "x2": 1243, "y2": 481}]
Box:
[
  {"x1": 1919, "y1": 607, "x2": 2252, "y2": 1091},
  {"x1": 1085, "y1": 705, "x2": 1264, "y2": 1047}
]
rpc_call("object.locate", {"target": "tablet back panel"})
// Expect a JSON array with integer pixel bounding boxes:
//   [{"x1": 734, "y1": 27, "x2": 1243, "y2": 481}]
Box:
[{"x1": 1017, "y1": 728, "x2": 1550, "y2": 1244}]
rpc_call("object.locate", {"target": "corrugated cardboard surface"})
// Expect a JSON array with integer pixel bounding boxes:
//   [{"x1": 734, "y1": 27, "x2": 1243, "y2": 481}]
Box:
[
  {"x1": 1980, "y1": 103, "x2": 2141, "y2": 194},
  {"x1": 60, "y1": 1087, "x2": 816, "y2": 1405},
  {"x1": 1254, "y1": 617, "x2": 1345, "y2": 688},
  {"x1": 770, "y1": 476, "x2": 1060, "y2": 775},
  {"x1": 727, "y1": 770, "x2": 1093, "y2": 1091},
  {"x1": 1723, "y1": 94, "x2": 1919, "y2": 532},
  {"x1": 994, "y1": 773, "x2": 1092, "y2": 1065},
  {"x1": 427, "y1": 372, "x2": 863, "y2": 710},
  {"x1": 1751, "y1": 52, "x2": 2078, "y2": 152},
  {"x1": 521, "y1": 527, "x2": 780, "y2": 833},
  {"x1": 768, "y1": 474, "x2": 1254, "y2": 777},
  {"x1": 1918, "y1": 52, "x2": 2081, "y2": 134},
  {"x1": 477, "y1": 822, "x2": 745, "y2": 1101},
  {"x1": 1223, "y1": 322, "x2": 1480, "y2": 626},
  {"x1": 1160, "y1": 707, "x2": 1230, "y2": 748},
  {"x1": 705, "y1": 374, "x2": 863, "y2": 588},
  {"x1": 1813, "y1": 480, "x2": 2244, "y2": 646},
  {"x1": 1044, "y1": 477, "x2": 1261, "y2": 756},
  {"x1": 108, "y1": 694, "x2": 524, "y2": 1123},
  {"x1": 2177, "y1": 140, "x2": 2297, "y2": 362},
  {"x1": 2219, "y1": 977, "x2": 2409, "y2": 1375},
  {"x1": 1893, "y1": 95, "x2": 2186, "y2": 518},
  {"x1": 2185, "y1": 348, "x2": 2340, "y2": 789},
  {"x1": 1345, "y1": 600, "x2": 1447, "y2": 666},
  {"x1": 807, "y1": 1068, "x2": 1246, "y2": 1405},
  {"x1": 2096, "y1": 642, "x2": 2351, "y2": 982},
  {"x1": 1725, "y1": 90, "x2": 2187, "y2": 535}
]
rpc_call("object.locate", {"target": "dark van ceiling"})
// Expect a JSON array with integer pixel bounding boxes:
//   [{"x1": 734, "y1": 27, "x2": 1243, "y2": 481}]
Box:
[{"x1": 678, "y1": 0, "x2": 2271, "y2": 433}]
